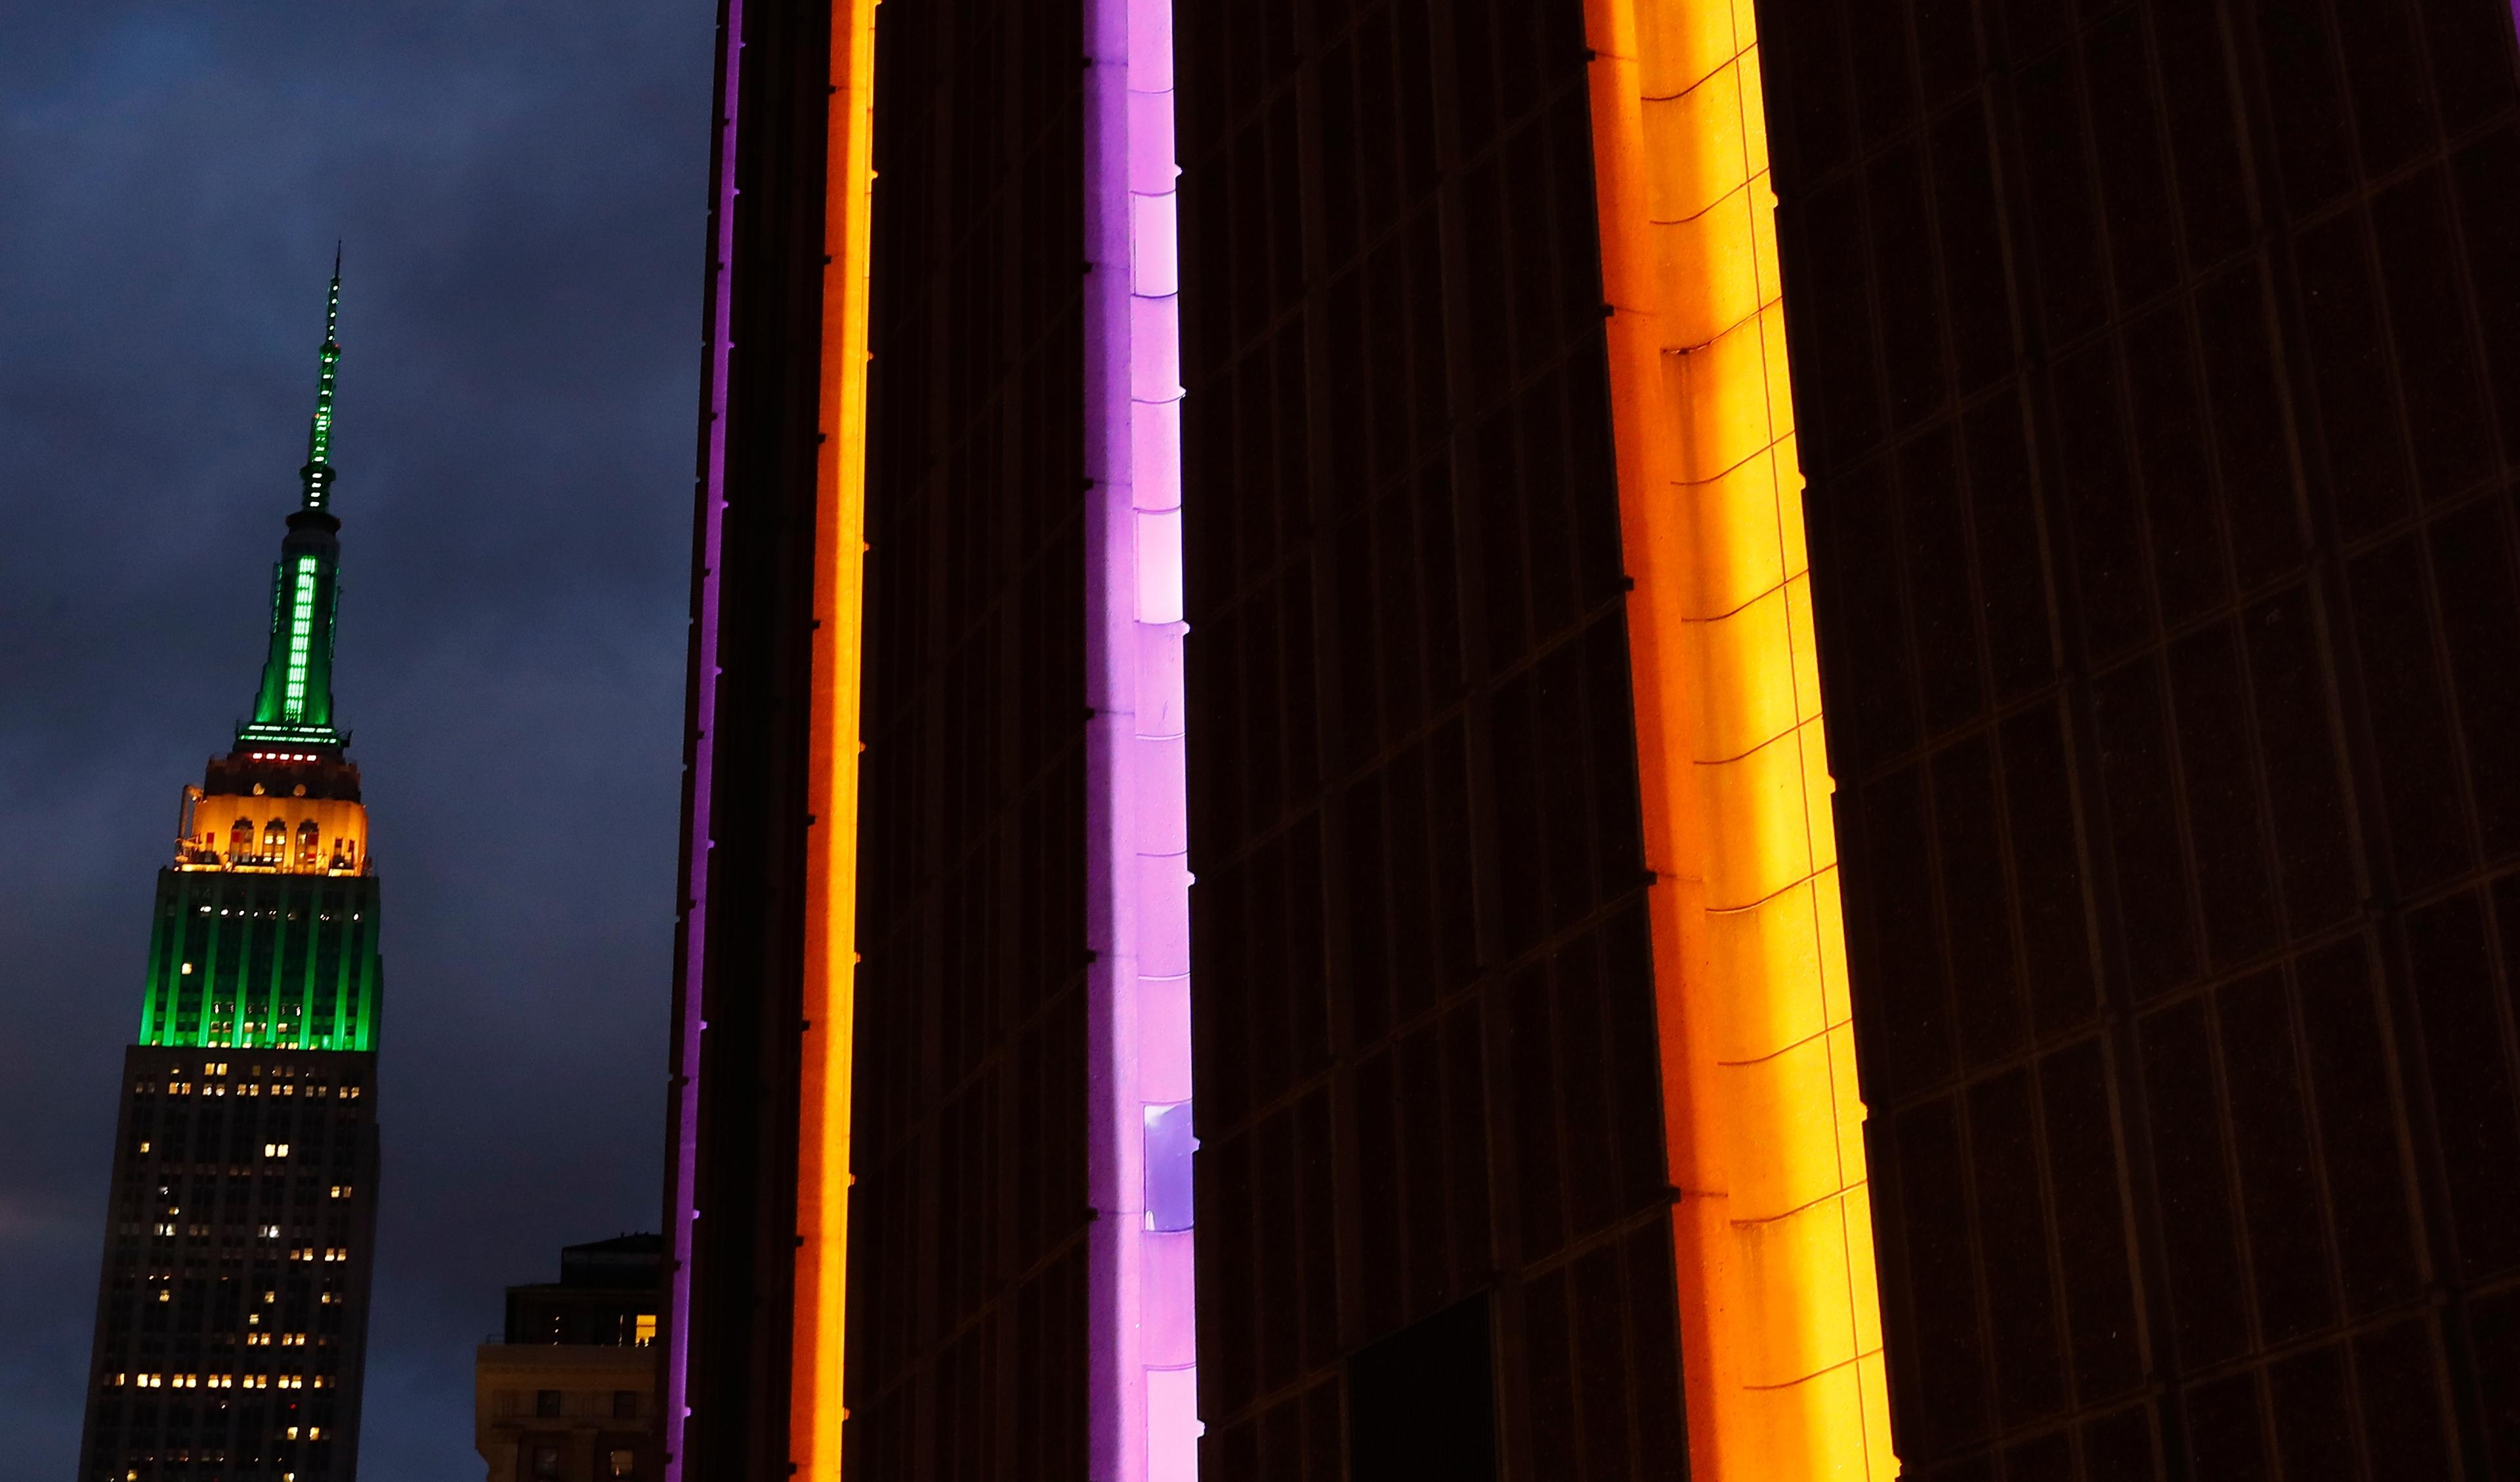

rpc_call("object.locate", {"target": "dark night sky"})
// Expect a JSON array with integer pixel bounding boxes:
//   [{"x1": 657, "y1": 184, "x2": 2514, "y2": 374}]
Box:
[{"x1": 1, "y1": 4, "x2": 709, "y2": 1475}]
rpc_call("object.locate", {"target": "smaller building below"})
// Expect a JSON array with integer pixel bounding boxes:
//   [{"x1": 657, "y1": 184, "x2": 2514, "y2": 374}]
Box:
[{"x1": 474, "y1": 1234, "x2": 660, "y2": 1482}]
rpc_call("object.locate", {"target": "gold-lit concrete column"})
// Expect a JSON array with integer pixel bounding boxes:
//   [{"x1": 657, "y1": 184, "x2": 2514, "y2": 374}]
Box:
[
  {"x1": 796, "y1": 0, "x2": 879, "y2": 1475},
  {"x1": 1581, "y1": 3, "x2": 1894, "y2": 1477}
]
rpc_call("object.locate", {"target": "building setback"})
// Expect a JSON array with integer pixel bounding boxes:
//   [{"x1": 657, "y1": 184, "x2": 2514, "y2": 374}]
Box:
[
  {"x1": 79, "y1": 261, "x2": 385, "y2": 1482},
  {"x1": 656, "y1": 2, "x2": 2520, "y2": 1480}
]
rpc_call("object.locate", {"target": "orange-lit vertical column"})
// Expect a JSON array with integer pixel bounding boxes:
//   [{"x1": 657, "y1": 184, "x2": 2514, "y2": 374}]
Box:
[
  {"x1": 795, "y1": 1, "x2": 879, "y2": 1477},
  {"x1": 1581, "y1": 3, "x2": 1895, "y2": 1479}
]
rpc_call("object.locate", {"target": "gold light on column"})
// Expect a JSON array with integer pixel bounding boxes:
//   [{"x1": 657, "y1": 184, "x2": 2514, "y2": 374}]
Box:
[
  {"x1": 1582, "y1": 2, "x2": 1895, "y2": 1476},
  {"x1": 794, "y1": 0, "x2": 881, "y2": 1475}
]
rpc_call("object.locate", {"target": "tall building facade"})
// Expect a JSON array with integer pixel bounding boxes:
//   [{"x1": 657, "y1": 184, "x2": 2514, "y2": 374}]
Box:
[
  {"x1": 79, "y1": 264, "x2": 385, "y2": 1482},
  {"x1": 1759, "y1": 2, "x2": 2520, "y2": 1476},
  {"x1": 659, "y1": 3, "x2": 2520, "y2": 1481}
]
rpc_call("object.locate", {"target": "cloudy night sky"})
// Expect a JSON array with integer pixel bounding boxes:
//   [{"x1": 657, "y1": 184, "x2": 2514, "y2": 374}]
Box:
[{"x1": 1, "y1": 3, "x2": 709, "y2": 1475}]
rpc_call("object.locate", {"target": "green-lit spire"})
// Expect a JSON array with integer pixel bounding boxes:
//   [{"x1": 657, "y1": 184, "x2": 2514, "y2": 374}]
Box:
[
  {"x1": 302, "y1": 244, "x2": 342, "y2": 511},
  {"x1": 240, "y1": 259, "x2": 350, "y2": 752}
]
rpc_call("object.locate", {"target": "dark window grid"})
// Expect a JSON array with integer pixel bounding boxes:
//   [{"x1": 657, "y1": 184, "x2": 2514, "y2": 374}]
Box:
[
  {"x1": 854, "y1": 478, "x2": 1085, "y2": 903},
  {"x1": 849, "y1": 865, "x2": 1092, "y2": 1150},
  {"x1": 1188, "y1": 498, "x2": 1463, "y2": 865},
  {"x1": 1183, "y1": 541, "x2": 1323, "y2": 851},
  {"x1": 1784, "y1": 65, "x2": 2517, "y2": 491},
  {"x1": 1185, "y1": 220, "x2": 1457, "y2": 570},
  {"x1": 1334, "y1": 1012, "x2": 1490, "y2": 1321},
  {"x1": 1200, "y1": 1196, "x2": 1678, "y2": 1476},
  {"x1": 1184, "y1": 670, "x2": 1663, "y2": 1421},
  {"x1": 1175, "y1": 26, "x2": 1599, "y2": 398},
  {"x1": 849, "y1": 1094, "x2": 1090, "y2": 1363},
  {"x1": 2443, "y1": 879, "x2": 2520, "y2": 1281},
  {"x1": 1189, "y1": 597, "x2": 1644, "y2": 1059},
  {"x1": 2245, "y1": 54, "x2": 2520, "y2": 514},
  {"x1": 2240, "y1": 186, "x2": 2520, "y2": 1478},
  {"x1": 1870, "y1": 1039, "x2": 2118, "y2": 1452},
  {"x1": 853, "y1": 628, "x2": 1088, "y2": 939},
  {"x1": 2277, "y1": 198, "x2": 2506, "y2": 539},
  {"x1": 1769, "y1": 0, "x2": 2507, "y2": 205},
  {"x1": 1799, "y1": 408, "x2": 2042, "y2": 777},
  {"x1": 1844, "y1": 764, "x2": 2432, "y2": 1109},
  {"x1": 856, "y1": 400, "x2": 1086, "y2": 718},
  {"x1": 1189, "y1": 469, "x2": 1643, "y2": 1103},
  {"x1": 1834, "y1": 710, "x2": 2090, "y2": 1095},
  {"x1": 2231, "y1": 0, "x2": 2514, "y2": 216},
  {"x1": 850, "y1": 0, "x2": 1089, "y2": 1465},
  {"x1": 1270, "y1": 394, "x2": 1623, "y2": 805},
  {"x1": 2325, "y1": 465, "x2": 2520, "y2": 896},
  {"x1": 1194, "y1": 1372, "x2": 1345, "y2": 1482},
  {"x1": 1179, "y1": 318, "x2": 1330, "y2": 602},
  {"x1": 1181, "y1": 5, "x2": 1664, "y2": 1480},
  {"x1": 1173, "y1": 0, "x2": 1304, "y2": 161},
  {"x1": 1813, "y1": 475, "x2": 2474, "y2": 960},
  {"x1": 1190, "y1": 813, "x2": 1335, "y2": 1126},
  {"x1": 841, "y1": 1244, "x2": 1087, "y2": 1480},
  {"x1": 2081, "y1": 629, "x2": 2307, "y2": 993},
  {"x1": 1856, "y1": 912, "x2": 2483, "y2": 1436}
]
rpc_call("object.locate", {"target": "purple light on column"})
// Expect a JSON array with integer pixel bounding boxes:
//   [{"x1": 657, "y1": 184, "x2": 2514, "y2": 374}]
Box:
[
  {"x1": 661, "y1": 3, "x2": 742, "y2": 1477},
  {"x1": 1084, "y1": 0, "x2": 1198, "y2": 1479}
]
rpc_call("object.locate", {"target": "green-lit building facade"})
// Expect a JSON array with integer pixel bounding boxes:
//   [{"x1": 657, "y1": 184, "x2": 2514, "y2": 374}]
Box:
[{"x1": 78, "y1": 264, "x2": 385, "y2": 1482}]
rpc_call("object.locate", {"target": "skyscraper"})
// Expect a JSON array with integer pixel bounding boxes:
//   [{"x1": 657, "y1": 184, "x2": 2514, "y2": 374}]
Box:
[
  {"x1": 660, "y1": 3, "x2": 2520, "y2": 1480},
  {"x1": 77, "y1": 260, "x2": 385, "y2": 1482}
]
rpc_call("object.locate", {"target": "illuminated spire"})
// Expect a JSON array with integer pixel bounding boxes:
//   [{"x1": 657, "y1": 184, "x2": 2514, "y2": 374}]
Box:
[
  {"x1": 240, "y1": 256, "x2": 350, "y2": 752},
  {"x1": 301, "y1": 245, "x2": 342, "y2": 511}
]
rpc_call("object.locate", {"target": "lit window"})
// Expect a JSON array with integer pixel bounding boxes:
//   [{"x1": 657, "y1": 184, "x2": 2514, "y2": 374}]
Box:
[
  {"x1": 634, "y1": 1313, "x2": 657, "y2": 1347},
  {"x1": 609, "y1": 1448, "x2": 637, "y2": 1478}
]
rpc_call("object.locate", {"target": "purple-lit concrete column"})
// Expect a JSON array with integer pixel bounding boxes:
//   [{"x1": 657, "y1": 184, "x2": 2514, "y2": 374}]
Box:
[
  {"x1": 660, "y1": 3, "x2": 742, "y2": 1477},
  {"x1": 1083, "y1": 0, "x2": 1198, "y2": 1479}
]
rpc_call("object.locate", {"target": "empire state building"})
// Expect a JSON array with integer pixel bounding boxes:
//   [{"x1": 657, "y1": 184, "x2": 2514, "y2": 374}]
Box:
[{"x1": 78, "y1": 260, "x2": 385, "y2": 1482}]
